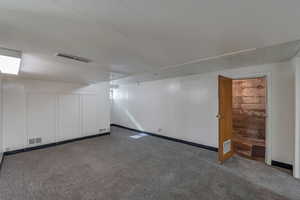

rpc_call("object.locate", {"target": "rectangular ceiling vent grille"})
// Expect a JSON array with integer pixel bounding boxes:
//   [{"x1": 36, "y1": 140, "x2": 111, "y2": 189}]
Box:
[{"x1": 56, "y1": 53, "x2": 91, "y2": 63}]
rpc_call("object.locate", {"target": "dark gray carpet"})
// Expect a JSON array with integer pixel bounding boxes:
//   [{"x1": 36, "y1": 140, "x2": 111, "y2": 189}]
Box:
[{"x1": 0, "y1": 127, "x2": 299, "y2": 200}]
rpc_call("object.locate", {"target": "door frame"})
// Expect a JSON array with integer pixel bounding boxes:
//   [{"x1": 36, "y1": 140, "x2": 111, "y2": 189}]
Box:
[
  {"x1": 218, "y1": 75, "x2": 234, "y2": 163},
  {"x1": 220, "y1": 72, "x2": 272, "y2": 165}
]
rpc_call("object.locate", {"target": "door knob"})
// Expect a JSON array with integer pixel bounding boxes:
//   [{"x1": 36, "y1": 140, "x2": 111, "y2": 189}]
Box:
[{"x1": 216, "y1": 114, "x2": 221, "y2": 119}]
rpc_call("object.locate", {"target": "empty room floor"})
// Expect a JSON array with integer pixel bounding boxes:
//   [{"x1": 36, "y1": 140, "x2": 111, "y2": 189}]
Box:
[{"x1": 0, "y1": 127, "x2": 299, "y2": 200}]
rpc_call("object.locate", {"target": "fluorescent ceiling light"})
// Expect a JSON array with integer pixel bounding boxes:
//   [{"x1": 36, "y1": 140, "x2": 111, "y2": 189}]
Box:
[{"x1": 0, "y1": 55, "x2": 21, "y2": 75}]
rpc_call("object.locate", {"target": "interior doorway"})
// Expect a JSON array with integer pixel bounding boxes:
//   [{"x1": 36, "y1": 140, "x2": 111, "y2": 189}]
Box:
[{"x1": 232, "y1": 77, "x2": 266, "y2": 162}]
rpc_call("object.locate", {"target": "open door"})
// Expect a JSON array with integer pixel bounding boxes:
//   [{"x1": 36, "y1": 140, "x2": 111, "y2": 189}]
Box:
[{"x1": 218, "y1": 75, "x2": 234, "y2": 163}]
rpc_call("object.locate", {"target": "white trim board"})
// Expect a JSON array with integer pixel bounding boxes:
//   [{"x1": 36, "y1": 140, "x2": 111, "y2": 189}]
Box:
[
  {"x1": 223, "y1": 72, "x2": 272, "y2": 165},
  {"x1": 294, "y1": 59, "x2": 300, "y2": 178}
]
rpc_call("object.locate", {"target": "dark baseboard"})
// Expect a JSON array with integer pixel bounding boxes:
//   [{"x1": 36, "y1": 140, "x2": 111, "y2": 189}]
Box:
[
  {"x1": 110, "y1": 124, "x2": 218, "y2": 152},
  {"x1": 0, "y1": 126, "x2": 294, "y2": 173},
  {"x1": 0, "y1": 154, "x2": 4, "y2": 171},
  {"x1": 111, "y1": 124, "x2": 296, "y2": 171},
  {"x1": 3, "y1": 132, "x2": 110, "y2": 156},
  {"x1": 271, "y1": 160, "x2": 293, "y2": 170}
]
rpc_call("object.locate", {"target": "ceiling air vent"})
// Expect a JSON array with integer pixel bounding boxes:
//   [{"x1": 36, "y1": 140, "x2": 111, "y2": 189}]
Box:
[{"x1": 56, "y1": 53, "x2": 91, "y2": 63}]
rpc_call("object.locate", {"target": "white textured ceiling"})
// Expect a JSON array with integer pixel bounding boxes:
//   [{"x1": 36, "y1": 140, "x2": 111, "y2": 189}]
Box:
[
  {"x1": 114, "y1": 40, "x2": 300, "y2": 84},
  {"x1": 1, "y1": 0, "x2": 300, "y2": 84}
]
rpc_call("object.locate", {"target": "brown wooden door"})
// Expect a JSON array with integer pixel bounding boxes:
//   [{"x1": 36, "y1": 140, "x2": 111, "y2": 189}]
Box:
[{"x1": 218, "y1": 75, "x2": 234, "y2": 163}]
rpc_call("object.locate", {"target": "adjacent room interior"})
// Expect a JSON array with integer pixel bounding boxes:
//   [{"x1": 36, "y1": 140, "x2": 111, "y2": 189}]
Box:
[
  {"x1": 232, "y1": 77, "x2": 266, "y2": 162},
  {"x1": 0, "y1": 1, "x2": 300, "y2": 200}
]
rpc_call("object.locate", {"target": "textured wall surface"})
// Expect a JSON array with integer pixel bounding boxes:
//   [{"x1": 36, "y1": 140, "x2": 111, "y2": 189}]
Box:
[
  {"x1": 233, "y1": 78, "x2": 266, "y2": 139},
  {"x1": 232, "y1": 78, "x2": 266, "y2": 160}
]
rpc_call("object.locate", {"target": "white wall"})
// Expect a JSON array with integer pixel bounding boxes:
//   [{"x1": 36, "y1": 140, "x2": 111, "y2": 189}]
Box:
[
  {"x1": 2, "y1": 79, "x2": 110, "y2": 152},
  {"x1": 112, "y1": 61, "x2": 295, "y2": 165}
]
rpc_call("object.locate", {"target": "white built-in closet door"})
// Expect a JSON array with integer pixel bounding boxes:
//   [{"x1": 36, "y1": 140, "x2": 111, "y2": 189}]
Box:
[
  {"x1": 82, "y1": 95, "x2": 98, "y2": 136},
  {"x1": 27, "y1": 94, "x2": 56, "y2": 144},
  {"x1": 58, "y1": 94, "x2": 80, "y2": 140}
]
